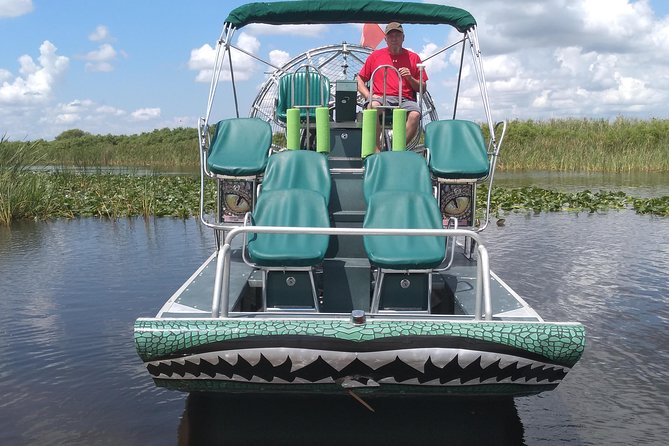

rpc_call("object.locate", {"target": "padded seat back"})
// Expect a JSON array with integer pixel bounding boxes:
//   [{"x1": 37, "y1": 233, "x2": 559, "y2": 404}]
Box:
[
  {"x1": 277, "y1": 72, "x2": 330, "y2": 122},
  {"x1": 248, "y1": 150, "x2": 332, "y2": 267},
  {"x1": 363, "y1": 151, "x2": 445, "y2": 269},
  {"x1": 363, "y1": 151, "x2": 433, "y2": 203},
  {"x1": 425, "y1": 120, "x2": 490, "y2": 180},
  {"x1": 248, "y1": 189, "x2": 330, "y2": 267},
  {"x1": 261, "y1": 150, "x2": 331, "y2": 203},
  {"x1": 207, "y1": 118, "x2": 272, "y2": 176},
  {"x1": 363, "y1": 191, "x2": 445, "y2": 269}
]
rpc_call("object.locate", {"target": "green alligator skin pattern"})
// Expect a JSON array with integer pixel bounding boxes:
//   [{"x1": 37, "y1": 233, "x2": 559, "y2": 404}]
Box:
[{"x1": 134, "y1": 319, "x2": 585, "y2": 366}]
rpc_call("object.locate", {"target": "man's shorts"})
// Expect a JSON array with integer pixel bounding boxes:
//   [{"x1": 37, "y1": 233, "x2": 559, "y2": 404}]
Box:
[{"x1": 370, "y1": 96, "x2": 421, "y2": 115}]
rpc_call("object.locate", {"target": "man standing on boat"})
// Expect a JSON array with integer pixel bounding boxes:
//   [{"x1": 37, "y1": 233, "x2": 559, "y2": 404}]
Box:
[{"x1": 357, "y1": 22, "x2": 427, "y2": 150}]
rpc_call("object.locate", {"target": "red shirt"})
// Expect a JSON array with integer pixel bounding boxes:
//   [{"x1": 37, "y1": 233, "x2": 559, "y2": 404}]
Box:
[{"x1": 358, "y1": 47, "x2": 427, "y2": 100}]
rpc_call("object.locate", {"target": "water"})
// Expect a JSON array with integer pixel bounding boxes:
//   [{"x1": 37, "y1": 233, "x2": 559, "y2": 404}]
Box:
[
  {"x1": 495, "y1": 171, "x2": 669, "y2": 198},
  {"x1": 1, "y1": 212, "x2": 668, "y2": 445}
]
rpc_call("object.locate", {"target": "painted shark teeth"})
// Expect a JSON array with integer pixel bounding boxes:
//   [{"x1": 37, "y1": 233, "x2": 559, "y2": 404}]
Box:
[{"x1": 147, "y1": 346, "x2": 569, "y2": 386}]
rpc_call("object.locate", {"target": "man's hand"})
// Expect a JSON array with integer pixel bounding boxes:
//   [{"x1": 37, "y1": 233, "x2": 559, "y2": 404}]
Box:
[{"x1": 398, "y1": 67, "x2": 411, "y2": 78}]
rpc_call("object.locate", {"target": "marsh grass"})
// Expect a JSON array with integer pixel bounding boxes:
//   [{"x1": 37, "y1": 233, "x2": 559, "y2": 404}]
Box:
[
  {"x1": 0, "y1": 138, "x2": 49, "y2": 225},
  {"x1": 2, "y1": 170, "x2": 666, "y2": 225},
  {"x1": 6, "y1": 118, "x2": 668, "y2": 172},
  {"x1": 3, "y1": 119, "x2": 669, "y2": 225},
  {"x1": 35, "y1": 173, "x2": 216, "y2": 220},
  {"x1": 11, "y1": 127, "x2": 201, "y2": 168},
  {"x1": 497, "y1": 118, "x2": 669, "y2": 172}
]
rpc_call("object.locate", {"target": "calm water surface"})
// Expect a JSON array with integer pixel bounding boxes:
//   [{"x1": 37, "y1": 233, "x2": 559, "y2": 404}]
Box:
[
  {"x1": 495, "y1": 171, "x2": 669, "y2": 198},
  {"x1": 1, "y1": 211, "x2": 668, "y2": 445}
]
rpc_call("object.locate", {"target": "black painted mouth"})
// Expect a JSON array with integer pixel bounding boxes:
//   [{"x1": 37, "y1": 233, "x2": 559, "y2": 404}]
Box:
[{"x1": 147, "y1": 336, "x2": 568, "y2": 385}]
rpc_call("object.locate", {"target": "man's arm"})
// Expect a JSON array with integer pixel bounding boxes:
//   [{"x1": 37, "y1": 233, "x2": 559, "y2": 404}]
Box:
[
  {"x1": 356, "y1": 74, "x2": 371, "y2": 100},
  {"x1": 399, "y1": 67, "x2": 426, "y2": 94}
]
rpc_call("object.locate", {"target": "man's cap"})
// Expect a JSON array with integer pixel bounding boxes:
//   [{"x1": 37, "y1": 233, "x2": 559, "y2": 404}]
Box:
[{"x1": 385, "y1": 22, "x2": 403, "y2": 35}]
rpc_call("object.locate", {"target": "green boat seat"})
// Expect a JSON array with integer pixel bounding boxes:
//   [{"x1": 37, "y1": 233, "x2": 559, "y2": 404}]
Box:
[
  {"x1": 261, "y1": 150, "x2": 331, "y2": 203},
  {"x1": 363, "y1": 151, "x2": 445, "y2": 269},
  {"x1": 363, "y1": 191, "x2": 445, "y2": 269},
  {"x1": 276, "y1": 71, "x2": 330, "y2": 122},
  {"x1": 362, "y1": 151, "x2": 445, "y2": 313},
  {"x1": 247, "y1": 189, "x2": 330, "y2": 267},
  {"x1": 248, "y1": 149, "x2": 332, "y2": 267},
  {"x1": 425, "y1": 119, "x2": 490, "y2": 180},
  {"x1": 363, "y1": 151, "x2": 433, "y2": 203},
  {"x1": 206, "y1": 117, "x2": 272, "y2": 176}
]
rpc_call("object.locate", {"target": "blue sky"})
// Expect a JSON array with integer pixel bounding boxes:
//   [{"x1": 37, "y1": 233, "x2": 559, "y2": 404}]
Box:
[{"x1": 1, "y1": 0, "x2": 668, "y2": 140}]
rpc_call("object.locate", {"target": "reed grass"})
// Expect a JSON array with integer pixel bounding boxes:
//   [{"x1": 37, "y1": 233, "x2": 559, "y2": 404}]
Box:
[
  {"x1": 2, "y1": 120, "x2": 668, "y2": 225},
  {"x1": 6, "y1": 127, "x2": 201, "y2": 168},
  {"x1": 496, "y1": 118, "x2": 669, "y2": 172},
  {"x1": 4, "y1": 118, "x2": 668, "y2": 172},
  {"x1": 0, "y1": 138, "x2": 49, "y2": 225}
]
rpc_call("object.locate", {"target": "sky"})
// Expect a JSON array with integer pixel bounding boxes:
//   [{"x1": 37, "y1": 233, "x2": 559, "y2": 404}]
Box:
[{"x1": 1, "y1": 0, "x2": 668, "y2": 140}]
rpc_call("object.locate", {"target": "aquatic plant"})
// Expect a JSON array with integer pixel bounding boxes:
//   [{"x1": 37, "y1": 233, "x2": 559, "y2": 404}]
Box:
[
  {"x1": 0, "y1": 138, "x2": 49, "y2": 226},
  {"x1": 2, "y1": 169, "x2": 667, "y2": 226},
  {"x1": 483, "y1": 186, "x2": 668, "y2": 217},
  {"x1": 627, "y1": 196, "x2": 669, "y2": 216},
  {"x1": 37, "y1": 173, "x2": 215, "y2": 219}
]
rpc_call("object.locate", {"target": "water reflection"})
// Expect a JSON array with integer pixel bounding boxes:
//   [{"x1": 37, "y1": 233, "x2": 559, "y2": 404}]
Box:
[
  {"x1": 30, "y1": 164, "x2": 198, "y2": 176},
  {"x1": 178, "y1": 393, "x2": 524, "y2": 446},
  {"x1": 1, "y1": 212, "x2": 668, "y2": 445},
  {"x1": 495, "y1": 170, "x2": 669, "y2": 197},
  {"x1": 484, "y1": 211, "x2": 669, "y2": 445}
]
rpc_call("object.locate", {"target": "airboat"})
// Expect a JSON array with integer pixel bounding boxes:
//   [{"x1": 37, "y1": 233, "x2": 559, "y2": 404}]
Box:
[{"x1": 134, "y1": 0, "x2": 585, "y2": 396}]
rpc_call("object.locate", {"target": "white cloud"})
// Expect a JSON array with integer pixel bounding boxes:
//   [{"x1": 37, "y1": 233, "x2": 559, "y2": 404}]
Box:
[
  {"x1": 26, "y1": 101, "x2": 170, "y2": 138},
  {"x1": 55, "y1": 113, "x2": 80, "y2": 125},
  {"x1": 421, "y1": 0, "x2": 669, "y2": 121},
  {"x1": 95, "y1": 105, "x2": 125, "y2": 116},
  {"x1": 269, "y1": 50, "x2": 290, "y2": 69},
  {"x1": 579, "y1": 0, "x2": 653, "y2": 40},
  {"x1": 131, "y1": 107, "x2": 161, "y2": 121},
  {"x1": 0, "y1": 68, "x2": 12, "y2": 81},
  {"x1": 0, "y1": 40, "x2": 68, "y2": 105},
  {"x1": 89, "y1": 25, "x2": 111, "y2": 42},
  {"x1": 187, "y1": 44, "x2": 216, "y2": 82},
  {"x1": 62, "y1": 99, "x2": 94, "y2": 112},
  {"x1": 0, "y1": 0, "x2": 33, "y2": 18},
  {"x1": 83, "y1": 43, "x2": 117, "y2": 72},
  {"x1": 188, "y1": 32, "x2": 260, "y2": 83},
  {"x1": 419, "y1": 43, "x2": 448, "y2": 75},
  {"x1": 86, "y1": 62, "x2": 113, "y2": 73},
  {"x1": 81, "y1": 26, "x2": 120, "y2": 72}
]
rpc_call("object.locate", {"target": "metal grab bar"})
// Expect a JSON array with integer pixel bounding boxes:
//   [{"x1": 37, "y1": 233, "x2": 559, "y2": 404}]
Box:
[
  {"x1": 368, "y1": 64, "x2": 403, "y2": 111},
  {"x1": 477, "y1": 119, "x2": 507, "y2": 233},
  {"x1": 368, "y1": 64, "x2": 402, "y2": 151},
  {"x1": 211, "y1": 226, "x2": 492, "y2": 321}
]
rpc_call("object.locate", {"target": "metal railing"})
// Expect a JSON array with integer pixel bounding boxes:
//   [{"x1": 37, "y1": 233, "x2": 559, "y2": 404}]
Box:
[{"x1": 211, "y1": 225, "x2": 492, "y2": 321}]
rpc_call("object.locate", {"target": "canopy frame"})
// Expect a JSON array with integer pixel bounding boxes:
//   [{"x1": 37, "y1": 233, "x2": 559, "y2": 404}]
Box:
[{"x1": 199, "y1": 2, "x2": 503, "y2": 231}]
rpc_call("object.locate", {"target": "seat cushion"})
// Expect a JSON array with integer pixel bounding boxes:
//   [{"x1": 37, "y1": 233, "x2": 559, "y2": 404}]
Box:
[
  {"x1": 207, "y1": 118, "x2": 272, "y2": 176},
  {"x1": 363, "y1": 191, "x2": 445, "y2": 269},
  {"x1": 363, "y1": 151, "x2": 433, "y2": 203},
  {"x1": 425, "y1": 120, "x2": 489, "y2": 179},
  {"x1": 248, "y1": 189, "x2": 330, "y2": 267},
  {"x1": 261, "y1": 150, "x2": 331, "y2": 203}
]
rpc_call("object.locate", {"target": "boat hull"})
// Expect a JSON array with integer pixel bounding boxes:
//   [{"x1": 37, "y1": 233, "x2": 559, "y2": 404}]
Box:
[{"x1": 134, "y1": 318, "x2": 585, "y2": 396}]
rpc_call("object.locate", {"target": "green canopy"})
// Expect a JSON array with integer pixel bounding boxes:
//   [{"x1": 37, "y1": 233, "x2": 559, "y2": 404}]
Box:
[{"x1": 224, "y1": 1, "x2": 476, "y2": 33}]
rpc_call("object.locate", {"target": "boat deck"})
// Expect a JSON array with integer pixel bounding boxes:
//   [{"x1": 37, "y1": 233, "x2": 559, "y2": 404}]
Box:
[{"x1": 155, "y1": 239, "x2": 541, "y2": 322}]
